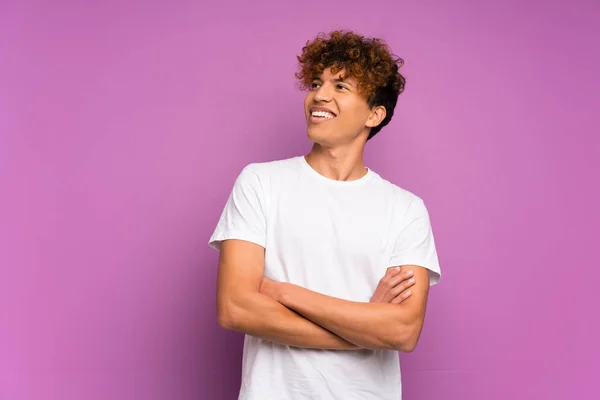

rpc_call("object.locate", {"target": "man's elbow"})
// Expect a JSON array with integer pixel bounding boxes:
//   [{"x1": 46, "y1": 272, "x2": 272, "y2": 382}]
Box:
[
  {"x1": 217, "y1": 308, "x2": 236, "y2": 330},
  {"x1": 392, "y1": 321, "x2": 424, "y2": 353},
  {"x1": 394, "y1": 335, "x2": 419, "y2": 353},
  {"x1": 217, "y1": 298, "x2": 245, "y2": 331}
]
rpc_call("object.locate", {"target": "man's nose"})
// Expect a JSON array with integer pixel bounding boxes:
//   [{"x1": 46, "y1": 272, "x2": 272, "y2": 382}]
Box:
[{"x1": 313, "y1": 83, "x2": 333, "y2": 102}]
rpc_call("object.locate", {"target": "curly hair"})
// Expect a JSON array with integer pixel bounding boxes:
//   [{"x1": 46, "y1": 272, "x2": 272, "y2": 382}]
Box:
[{"x1": 296, "y1": 30, "x2": 406, "y2": 140}]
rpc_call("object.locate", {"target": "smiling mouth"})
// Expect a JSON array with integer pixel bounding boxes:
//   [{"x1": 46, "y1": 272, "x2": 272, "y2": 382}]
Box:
[
  {"x1": 311, "y1": 110, "x2": 335, "y2": 119},
  {"x1": 309, "y1": 110, "x2": 336, "y2": 123}
]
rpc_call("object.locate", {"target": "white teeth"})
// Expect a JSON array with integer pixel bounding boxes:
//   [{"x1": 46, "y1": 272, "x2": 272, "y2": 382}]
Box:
[{"x1": 311, "y1": 110, "x2": 334, "y2": 119}]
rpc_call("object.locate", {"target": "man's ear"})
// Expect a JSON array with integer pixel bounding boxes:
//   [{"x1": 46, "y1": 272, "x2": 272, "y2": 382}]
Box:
[{"x1": 366, "y1": 105, "x2": 387, "y2": 128}]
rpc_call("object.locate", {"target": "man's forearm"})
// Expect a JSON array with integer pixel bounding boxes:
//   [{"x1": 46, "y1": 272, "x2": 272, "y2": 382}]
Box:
[
  {"x1": 219, "y1": 292, "x2": 359, "y2": 350},
  {"x1": 277, "y1": 283, "x2": 422, "y2": 351}
]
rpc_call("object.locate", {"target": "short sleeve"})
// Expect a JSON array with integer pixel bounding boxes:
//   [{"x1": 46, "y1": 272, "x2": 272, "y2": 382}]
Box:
[
  {"x1": 208, "y1": 167, "x2": 267, "y2": 251},
  {"x1": 389, "y1": 198, "x2": 441, "y2": 286}
]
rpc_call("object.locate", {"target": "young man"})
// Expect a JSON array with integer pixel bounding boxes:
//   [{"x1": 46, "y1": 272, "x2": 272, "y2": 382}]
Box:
[{"x1": 209, "y1": 30, "x2": 441, "y2": 400}]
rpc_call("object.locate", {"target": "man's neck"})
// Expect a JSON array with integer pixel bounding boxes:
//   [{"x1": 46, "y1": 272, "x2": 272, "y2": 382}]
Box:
[{"x1": 305, "y1": 143, "x2": 368, "y2": 182}]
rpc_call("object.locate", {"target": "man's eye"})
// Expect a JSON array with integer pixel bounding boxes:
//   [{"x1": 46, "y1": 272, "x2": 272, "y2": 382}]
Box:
[
  {"x1": 337, "y1": 84, "x2": 348, "y2": 90},
  {"x1": 311, "y1": 82, "x2": 321, "y2": 89}
]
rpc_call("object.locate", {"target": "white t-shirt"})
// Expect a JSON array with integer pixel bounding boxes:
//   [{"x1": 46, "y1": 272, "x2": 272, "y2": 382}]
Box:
[{"x1": 209, "y1": 155, "x2": 441, "y2": 400}]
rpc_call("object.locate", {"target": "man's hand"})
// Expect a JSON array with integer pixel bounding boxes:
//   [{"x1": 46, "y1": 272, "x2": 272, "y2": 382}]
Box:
[{"x1": 370, "y1": 267, "x2": 415, "y2": 304}]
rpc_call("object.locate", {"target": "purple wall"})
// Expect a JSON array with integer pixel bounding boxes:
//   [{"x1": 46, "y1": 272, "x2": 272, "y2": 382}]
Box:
[{"x1": 1, "y1": 1, "x2": 599, "y2": 399}]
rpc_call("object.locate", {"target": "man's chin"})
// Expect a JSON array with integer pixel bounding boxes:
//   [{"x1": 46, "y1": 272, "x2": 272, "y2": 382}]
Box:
[{"x1": 306, "y1": 129, "x2": 327, "y2": 145}]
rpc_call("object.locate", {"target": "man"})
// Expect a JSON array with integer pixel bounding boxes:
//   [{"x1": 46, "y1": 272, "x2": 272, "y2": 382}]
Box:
[{"x1": 208, "y1": 30, "x2": 441, "y2": 400}]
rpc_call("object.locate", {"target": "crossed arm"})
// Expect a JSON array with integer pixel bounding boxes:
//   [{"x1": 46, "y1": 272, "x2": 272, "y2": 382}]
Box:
[{"x1": 216, "y1": 239, "x2": 431, "y2": 352}]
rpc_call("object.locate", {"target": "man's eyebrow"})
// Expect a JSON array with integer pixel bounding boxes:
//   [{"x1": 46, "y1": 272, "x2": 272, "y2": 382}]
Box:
[
  {"x1": 333, "y1": 77, "x2": 355, "y2": 87},
  {"x1": 311, "y1": 76, "x2": 355, "y2": 87}
]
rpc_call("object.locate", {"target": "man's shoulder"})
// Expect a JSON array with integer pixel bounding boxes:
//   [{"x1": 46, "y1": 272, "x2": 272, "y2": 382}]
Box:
[
  {"x1": 370, "y1": 172, "x2": 423, "y2": 207},
  {"x1": 242, "y1": 156, "x2": 301, "y2": 179}
]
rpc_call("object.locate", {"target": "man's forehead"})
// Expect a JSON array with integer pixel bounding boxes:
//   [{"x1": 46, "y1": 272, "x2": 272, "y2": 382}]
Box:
[{"x1": 316, "y1": 68, "x2": 358, "y2": 83}]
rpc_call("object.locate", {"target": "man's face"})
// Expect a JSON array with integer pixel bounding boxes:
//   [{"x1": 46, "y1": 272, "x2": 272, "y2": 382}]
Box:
[{"x1": 304, "y1": 67, "x2": 384, "y2": 147}]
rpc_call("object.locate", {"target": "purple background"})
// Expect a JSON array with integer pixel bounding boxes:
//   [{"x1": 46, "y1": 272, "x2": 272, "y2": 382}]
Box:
[{"x1": 1, "y1": 0, "x2": 599, "y2": 399}]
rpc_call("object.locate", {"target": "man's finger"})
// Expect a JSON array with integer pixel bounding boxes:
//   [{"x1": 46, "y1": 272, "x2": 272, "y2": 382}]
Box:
[
  {"x1": 384, "y1": 269, "x2": 414, "y2": 290},
  {"x1": 379, "y1": 267, "x2": 401, "y2": 287},
  {"x1": 384, "y1": 274, "x2": 415, "y2": 303},
  {"x1": 383, "y1": 267, "x2": 401, "y2": 279},
  {"x1": 390, "y1": 289, "x2": 412, "y2": 304},
  {"x1": 373, "y1": 267, "x2": 414, "y2": 304}
]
